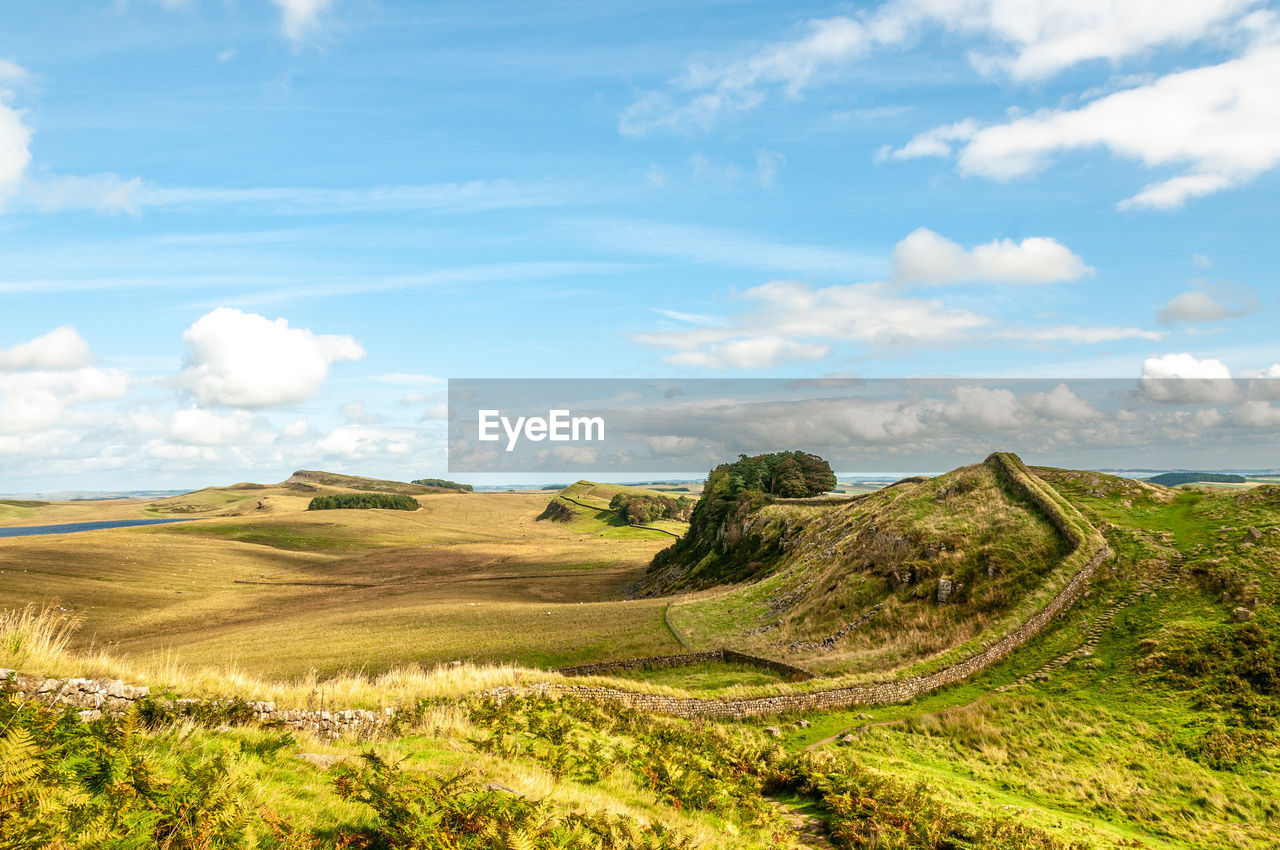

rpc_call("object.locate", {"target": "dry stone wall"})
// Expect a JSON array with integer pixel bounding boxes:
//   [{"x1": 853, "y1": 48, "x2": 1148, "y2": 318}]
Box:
[{"x1": 0, "y1": 669, "x2": 393, "y2": 738}]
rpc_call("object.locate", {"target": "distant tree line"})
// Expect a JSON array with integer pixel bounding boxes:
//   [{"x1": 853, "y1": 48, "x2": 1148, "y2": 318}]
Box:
[
  {"x1": 609, "y1": 493, "x2": 693, "y2": 526},
  {"x1": 1148, "y1": 472, "x2": 1246, "y2": 487},
  {"x1": 412, "y1": 478, "x2": 473, "y2": 491},
  {"x1": 308, "y1": 493, "x2": 420, "y2": 511}
]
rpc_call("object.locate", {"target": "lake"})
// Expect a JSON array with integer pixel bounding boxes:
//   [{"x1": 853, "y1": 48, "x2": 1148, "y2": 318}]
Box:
[{"x1": 0, "y1": 518, "x2": 203, "y2": 538}]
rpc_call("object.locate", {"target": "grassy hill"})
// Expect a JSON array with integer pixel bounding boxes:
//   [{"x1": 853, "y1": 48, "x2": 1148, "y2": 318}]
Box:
[
  {"x1": 538, "y1": 480, "x2": 691, "y2": 540},
  {"x1": 3, "y1": 455, "x2": 1279, "y2": 848},
  {"x1": 643, "y1": 457, "x2": 1075, "y2": 678}
]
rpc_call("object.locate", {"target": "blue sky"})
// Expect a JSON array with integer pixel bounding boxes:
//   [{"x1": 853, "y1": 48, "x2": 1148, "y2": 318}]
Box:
[{"x1": 1, "y1": 0, "x2": 1278, "y2": 491}]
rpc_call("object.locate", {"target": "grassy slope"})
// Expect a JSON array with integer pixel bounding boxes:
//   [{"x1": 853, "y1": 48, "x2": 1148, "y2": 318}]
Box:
[
  {"x1": 776, "y1": 469, "x2": 1280, "y2": 849},
  {"x1": 0, "y1": 485, "x2": 682, "y2": 678},
  {"x1": 668, "y1": 461, "x2": 1069, "y2": 676},
  {"x1": 547, "y1": 480, "x2": 691, "y2": 541}
]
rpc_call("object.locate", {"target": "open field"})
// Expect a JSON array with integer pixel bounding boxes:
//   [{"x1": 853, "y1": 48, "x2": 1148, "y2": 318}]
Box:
[{"x1": 0, "y1": 480, "x2": 683, "y2": 678}]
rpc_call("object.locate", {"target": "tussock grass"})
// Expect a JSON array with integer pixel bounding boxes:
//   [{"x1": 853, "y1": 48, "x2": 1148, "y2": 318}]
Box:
[{"x1": 0, "y1": 603, "x2": 81, "y2": 672}]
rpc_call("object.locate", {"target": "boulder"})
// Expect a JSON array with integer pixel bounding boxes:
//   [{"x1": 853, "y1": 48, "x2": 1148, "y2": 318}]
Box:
[
  {"x1": 1231, "y1": 607, "x2": 1255, "y2": 622},
  {"x1": 763, "y1": 726, "x2": 782, "y2": 738},
  {"x1": 937, "y1": 578, "x2": 953, "y2": 604}
]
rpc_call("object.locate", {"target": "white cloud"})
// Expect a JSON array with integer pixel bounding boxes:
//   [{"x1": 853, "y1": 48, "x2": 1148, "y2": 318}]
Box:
[
  {"x1": 943, "y1": 386, "x2": 1021, "y2": 429},
  {"x1": 620, "y1": 2, "x2": 1263, "y2": 134},
  {"x1": 340, "y1": 401, "x2": 383, "y2": 425},
  {"x1": 890, "y1": 40, "x2": 1280, "y2": 208},
  {"x1": 0, "y1": 79, "x2": 32, "y2": 202},
  {"x1": 1232, "y1": 399, "x2": 1280, "y2": 427},
  {"x1": 906, "y1": 0, "x2": 1262, "y2": 80},
  {"x1": 667, "y1": 337, "x2": 830, "y2": 370},
  {"x1": 1157, "y1": 287, "x2": 1257, "y2": 324},
  {"x1": 635, "y1": 279, "x2": 992, "y2": 368},
  {"x1": 0, "y1": 326, "x2": 92, "y2": 371},
  {"x1": 0, "y1": 368, "x2": 129, "y2": 434},
  {"x1": 891, "y1": 227, "x2": 1092, "y2": 284},
  {"x1": 169, "y1": 406, "x2": 256, "y2": 446},
  {"x1": 1140, "y1": 352, "x2": 1238, "y2": 402},
  {"x1": 1192, "y1": 253, "x2": 1212, "y2": 268},
  {"x1": 1025, "y1": 383, "x2": 1102, "y2": 421},
  {"x1": 271, "y1": 0, "x2": 334, "y2": 47},
  {"x1": 178, "y1": 308, "x2": 365, "y2": 408}
]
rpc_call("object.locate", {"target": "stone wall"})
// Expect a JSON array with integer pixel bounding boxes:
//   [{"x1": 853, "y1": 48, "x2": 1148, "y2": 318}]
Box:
[
  {"x1": 0, "y1": 669, "x2": 393, "y2": 738},
  {"x1": 557, "y1": 648, "x2": 819, "y2": 681}
]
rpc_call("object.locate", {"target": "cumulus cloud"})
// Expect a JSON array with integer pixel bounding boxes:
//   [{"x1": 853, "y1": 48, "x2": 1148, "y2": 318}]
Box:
[
  {"x1": 178, "y1": 308, "x2": 365, "y2": 408},
  {"x1": 0, "y1": 368, "x2": 129, "y2": 434},
  {"x1": 891, "y1": 227, "x2": 1092, "y2": 284},
  {"x1": 1157, "y1": 287, "x2": 1258, "y2": 324},
  {"x1": 169, "y1": 406, "x2": 256, "y2": 446},
  {"x1": 888, "y1": 39, "x2": 1280, "y2": 208},
  {"x1": 1140, "y1": 352, "x2": 1238, "y2": 402},
  {"x1": 0, "y1": 326, "x2": 92, "y2": 371},
  {"x1": 1232, "y1": 399, "x2": 1280, "y2": 427},
  {"x1": 271, "y1": 0, "x2": 335, "y2": 47},
  {"x1": 619, "y1": 2, "x2": 1262, "y2": 134},
  {"x1": 0, "y1": 67, "x2": 32, "y2": 202},
  {"x1": 1025, "y1": 383, "x2": 1103, "y2": 421}
]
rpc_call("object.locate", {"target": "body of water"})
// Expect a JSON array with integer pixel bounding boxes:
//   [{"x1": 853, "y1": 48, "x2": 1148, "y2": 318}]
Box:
[{"x1": 0, "y1": 518, "x2": 202, "y2": 538}]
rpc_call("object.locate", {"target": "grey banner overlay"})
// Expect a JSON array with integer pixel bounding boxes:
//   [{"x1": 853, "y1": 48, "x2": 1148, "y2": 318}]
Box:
[{"x1": 448, "y1": 378, "x2": 1280, "y2": 473}]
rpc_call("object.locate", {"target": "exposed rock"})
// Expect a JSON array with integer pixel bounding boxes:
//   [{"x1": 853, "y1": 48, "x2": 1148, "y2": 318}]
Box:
[
  {"x1": 839, "y1": 733, "x2": 858, "y2": 743},
  {"x1": 796, "y1": 719, "x2": 811, "y2": 728},
  {"x1": 1246, "y1": 527, "x2": 1263, "y2": 541},
  {"x1": 763, "y1": 726, "x2": 782, "y2": 738},
  {"x1": 937, "y1": 578, "x2": 953, "y2": 604},
  {"x1": 1232, "y1": 607, "x2": 1255, "y2": 622}
]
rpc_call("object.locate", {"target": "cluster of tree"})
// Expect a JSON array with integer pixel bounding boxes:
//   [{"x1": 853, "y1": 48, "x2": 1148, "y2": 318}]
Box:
[
  {"x1": 1148, "y1": 472, "x2": 1247, "y2": 487},
  {"x1": 609, "y1": 492, "x2": 693, "y2": 526},
  {"x1": 638, "y1": 451, "x2": 838, "y2": 593},
  {"x1": 412, "y1": 478, "x2": 474, "y2": 491},
  {"x1": 307, "y1": 493, "x2": 420, "y2": 511},
  {"x1": 723, "y1": 451, "x2": 837, "y2": 498}
]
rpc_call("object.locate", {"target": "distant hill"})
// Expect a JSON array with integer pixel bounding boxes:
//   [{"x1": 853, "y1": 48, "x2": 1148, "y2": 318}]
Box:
[
  {"x1": 285, "y1": 470, "x2": 438, "y2": 495},
  {"x1": 411, "y1": 477, "x2": 473, "y2": 492},
  {"x1": 1147, "y1": 472, "x2": 1247, "y2": 487}
]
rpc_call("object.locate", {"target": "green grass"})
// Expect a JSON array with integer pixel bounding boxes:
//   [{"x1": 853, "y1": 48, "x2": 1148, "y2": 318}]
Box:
[{"x1": 602, "y1": 660, "x2": 790, "y2": 690}]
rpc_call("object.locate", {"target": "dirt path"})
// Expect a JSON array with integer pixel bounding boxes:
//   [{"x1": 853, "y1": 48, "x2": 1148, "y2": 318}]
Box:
[{"x1": 769, "y1": 798, "x2": 835, "y2": 848}]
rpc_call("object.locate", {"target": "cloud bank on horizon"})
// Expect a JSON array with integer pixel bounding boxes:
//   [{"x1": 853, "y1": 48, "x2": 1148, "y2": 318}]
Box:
[{"x1": 0, "y1": 0, "x2": 1276, "y2": 490}]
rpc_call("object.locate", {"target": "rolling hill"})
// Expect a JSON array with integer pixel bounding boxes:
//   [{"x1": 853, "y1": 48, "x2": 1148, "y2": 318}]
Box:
[{"x1": 3, "y1": 454, "x2": 1278, "y2": 848}]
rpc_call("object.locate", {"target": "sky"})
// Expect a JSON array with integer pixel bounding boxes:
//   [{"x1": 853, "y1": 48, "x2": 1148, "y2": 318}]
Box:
[{"x1": 1, "y1": 0, "x2": 1278, "y2": 492}]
